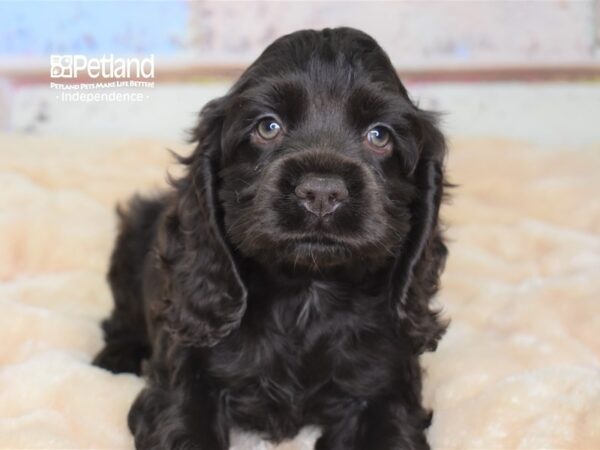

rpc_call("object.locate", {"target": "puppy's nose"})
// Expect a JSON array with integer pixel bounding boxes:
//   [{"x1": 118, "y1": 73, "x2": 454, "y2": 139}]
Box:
[{"x1": 294, "y1": 174, "x2": 349, "y2": 217}]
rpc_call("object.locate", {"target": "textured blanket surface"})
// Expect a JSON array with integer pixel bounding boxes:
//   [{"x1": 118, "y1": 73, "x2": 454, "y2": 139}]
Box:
[{"x1": 0, "y1": 133, "x2": 598, "y2": 449}]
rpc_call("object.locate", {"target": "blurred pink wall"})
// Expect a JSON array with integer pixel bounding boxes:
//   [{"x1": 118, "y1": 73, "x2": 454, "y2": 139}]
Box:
[
  {"x1": 1, "y1": 1, "x2": 598, "y2": 81},
  {"x1": 186, "y1": 1, "x2": 599, "y2": 68}
]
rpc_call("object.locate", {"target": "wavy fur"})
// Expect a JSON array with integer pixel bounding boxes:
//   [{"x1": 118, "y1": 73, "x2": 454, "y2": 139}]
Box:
[{"x1": 94, "y1": 27, "x2": 449, "y2": 450}]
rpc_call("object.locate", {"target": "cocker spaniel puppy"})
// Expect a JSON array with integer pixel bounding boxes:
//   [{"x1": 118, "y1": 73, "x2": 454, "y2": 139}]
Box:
[{"x1": 94, "y1": 27, "x2": 448, "y2": 450}]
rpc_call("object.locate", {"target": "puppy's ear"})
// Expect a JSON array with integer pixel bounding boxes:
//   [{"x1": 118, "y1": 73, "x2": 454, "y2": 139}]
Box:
[
  {"x1": 161, "y1": 96, "x2": 247, "y2": 347},
  {"x1": 389, "y1": 109, "x2": 449, "y2": 354}
]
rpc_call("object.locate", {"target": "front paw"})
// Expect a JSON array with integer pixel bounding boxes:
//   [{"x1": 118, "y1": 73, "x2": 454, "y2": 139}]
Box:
[
  {"x1": 128, "y1": 387, "x2": 227, "y2": 450},
  {"x1": 315, "y1": 435, "x2": 350, "y2": 450}
]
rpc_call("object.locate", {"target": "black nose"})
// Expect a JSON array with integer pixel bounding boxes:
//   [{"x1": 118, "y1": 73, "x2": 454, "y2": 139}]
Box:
[{"x1": 294, "y1": 174, "x2": 349, "y2": 217}]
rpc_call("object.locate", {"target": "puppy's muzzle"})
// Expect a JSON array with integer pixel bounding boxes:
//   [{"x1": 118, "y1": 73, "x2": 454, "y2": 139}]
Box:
[{"x1": 295, "y1": 173, "x2": 349, "y2": 217}]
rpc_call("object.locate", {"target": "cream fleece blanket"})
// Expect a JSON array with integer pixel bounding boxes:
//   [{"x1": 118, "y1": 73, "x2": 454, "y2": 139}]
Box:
[{"x1": 0, "y1": 133, "x2": 598, "y2": 450}]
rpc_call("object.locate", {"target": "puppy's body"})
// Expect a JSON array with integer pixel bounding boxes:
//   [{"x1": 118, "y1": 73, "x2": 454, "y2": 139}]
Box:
[{"x1": 94, "y1": 28, "x2": 448, "y2": 450}]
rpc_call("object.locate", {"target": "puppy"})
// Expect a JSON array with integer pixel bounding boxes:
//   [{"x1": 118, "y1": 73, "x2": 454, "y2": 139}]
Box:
[{"x1": 94, "y1": 27, "x2": 449, "y2": 450}]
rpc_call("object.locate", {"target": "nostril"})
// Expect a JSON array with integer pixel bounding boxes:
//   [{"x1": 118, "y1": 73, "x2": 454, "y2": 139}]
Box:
[
  {"x1": 330, "y1": 185, "x2": 349, "y2": 203},
  {"x1": 328, "y1": 193, "x2": 341, "y2": 204},
  {"x1": 294, "y1": 185, "x2": 314, "y2": 200}
]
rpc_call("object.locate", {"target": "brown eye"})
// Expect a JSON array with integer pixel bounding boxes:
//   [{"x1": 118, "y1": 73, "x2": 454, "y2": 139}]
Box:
[
  {"x1": 256, "y1": 118, "x2": 282, "y2": 140},
  {"x1": 366, "y1": 126, "x2": 391, "y2": 148}
]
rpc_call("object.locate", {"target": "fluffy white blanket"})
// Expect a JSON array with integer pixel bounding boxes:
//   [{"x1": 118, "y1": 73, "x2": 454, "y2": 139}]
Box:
[{"x1": 0, "y1": 134, "x2": 598, "y2": 449}]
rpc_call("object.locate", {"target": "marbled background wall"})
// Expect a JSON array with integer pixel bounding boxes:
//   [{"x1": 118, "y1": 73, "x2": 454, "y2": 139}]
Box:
[
  {"x1": 1, "y1": 1, "x2": 599, "y2": 141},
  {"x1": 186, "y1": 1, "x2": 600, "y2": 68},
  {"x1": 1, "y1": 0, "x2": 598, "y2": 68}
]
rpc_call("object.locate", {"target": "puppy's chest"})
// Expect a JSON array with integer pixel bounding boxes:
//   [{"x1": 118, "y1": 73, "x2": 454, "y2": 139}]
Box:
[{"x1": 209, "y1": 286, "x2": 399, "y2": 402}]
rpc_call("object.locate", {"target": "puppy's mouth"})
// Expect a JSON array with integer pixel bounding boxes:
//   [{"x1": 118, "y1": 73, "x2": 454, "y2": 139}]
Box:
[
  {"x1": 275, "y1": 234, "x2": 356, "y2": 268},
  {"x1": 290, "y1": 235, "x2": 343, "y2": 248}
]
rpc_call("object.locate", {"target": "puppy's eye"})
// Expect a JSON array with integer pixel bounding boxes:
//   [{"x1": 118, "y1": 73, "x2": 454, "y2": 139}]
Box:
[
  {"x1": 366, "y1": 126, "x2": 391, "y2": 148},
  {"x1": 256, "y1": 118, "x2": 282, "y2": 140}
]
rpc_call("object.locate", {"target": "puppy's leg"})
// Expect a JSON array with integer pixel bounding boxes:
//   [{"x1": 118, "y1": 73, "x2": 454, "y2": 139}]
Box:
[
  {"x1": 128, "y1": 385, "x2": 228, "y2": 450},
  {"x1": 93, "y1": 196, "x2": 164, "y2": 374},
  {"x1": 316, "y1": 398, "x2": 431, "y2": 450},
  {"x1": 128, "y1": 353, "x2": 229, "y2": 450},
  {"x1": 315, "y1": 410, "x2": 361, "y2": 450},
  {"x1": 359, "y1": 399, "x2": 431, "y2": 450}
]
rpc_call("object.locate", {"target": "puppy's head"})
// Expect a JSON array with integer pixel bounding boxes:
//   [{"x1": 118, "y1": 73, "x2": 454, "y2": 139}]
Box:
[
  {"x1": 167, "y1": 28, "x2": 446, "y2": 346},
  {"x1": 210, "y1": 28, "x2": 443, "y2": 270}
]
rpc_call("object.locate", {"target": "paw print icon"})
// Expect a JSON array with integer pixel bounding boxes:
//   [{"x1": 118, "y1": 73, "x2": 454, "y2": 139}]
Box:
[{"x1": 50, "y1": 55, "x2": 73, "y2": 78}]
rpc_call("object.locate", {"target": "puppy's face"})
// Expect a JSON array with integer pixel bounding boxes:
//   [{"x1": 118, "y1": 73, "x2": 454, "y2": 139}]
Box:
[{"x1": 217, "y1": 29, "x2": 421, "y2": 270}]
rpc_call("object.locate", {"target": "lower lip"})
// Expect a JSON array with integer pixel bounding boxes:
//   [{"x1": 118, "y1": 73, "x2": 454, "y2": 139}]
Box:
[{"x1": 291, "y1": 237, "x2": 342, "y2": 248}]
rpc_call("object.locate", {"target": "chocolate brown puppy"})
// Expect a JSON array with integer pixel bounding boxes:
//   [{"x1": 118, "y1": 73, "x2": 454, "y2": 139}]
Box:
[{"x1": 94, "y1": 27, "x2": 449, "y2": 450}]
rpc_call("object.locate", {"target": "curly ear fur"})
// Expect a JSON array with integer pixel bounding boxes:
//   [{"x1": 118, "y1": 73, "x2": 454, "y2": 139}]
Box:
[
  {"x1": 389, "y1": 109, "x2": 449, "y2": 354},
  {"x1": 161, "y1": 97, "x2": 247, "y2": 347}
]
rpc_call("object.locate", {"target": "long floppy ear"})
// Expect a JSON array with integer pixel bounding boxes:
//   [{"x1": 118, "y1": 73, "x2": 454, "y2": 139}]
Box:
[
  {"x1": 389, "y1": 108, "x2": 449, "y2": 354},
  {"x1": 160, "y1": 97, "x2": 247, "y2": 347}
]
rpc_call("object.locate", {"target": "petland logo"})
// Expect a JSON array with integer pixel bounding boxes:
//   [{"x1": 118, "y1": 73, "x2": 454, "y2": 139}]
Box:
[
  {"x1": 50, "y1": 54, "x2": 155, "y2": 79},
  {"x1": 49, "y1": 54, "x2": 155, "y2": 103}
]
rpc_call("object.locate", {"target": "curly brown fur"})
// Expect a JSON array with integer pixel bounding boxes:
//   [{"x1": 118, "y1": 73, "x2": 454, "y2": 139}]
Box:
[{"x1": 93, "y1": 27, "x2": 449, "y2": 450}]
